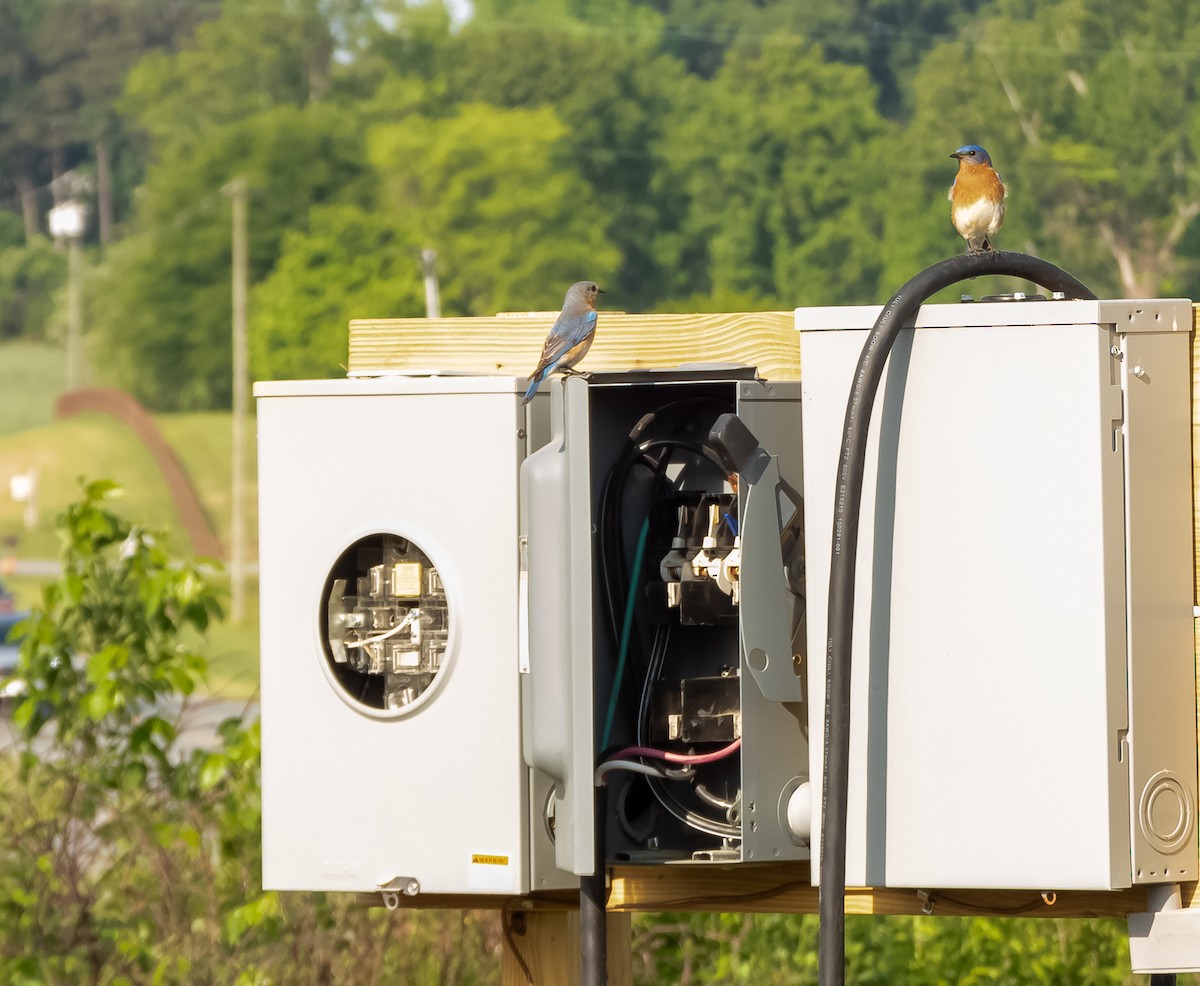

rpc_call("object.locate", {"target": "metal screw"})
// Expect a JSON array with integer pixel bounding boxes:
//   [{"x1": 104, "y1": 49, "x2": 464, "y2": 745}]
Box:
[{"x1": 1133, "y1": 365, "x2": 1147, "y2": 378}]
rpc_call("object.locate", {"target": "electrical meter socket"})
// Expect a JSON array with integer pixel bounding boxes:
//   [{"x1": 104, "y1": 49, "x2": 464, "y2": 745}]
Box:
[{"x1": 256, "y1": 376, "x2": 566, "y2": 896}]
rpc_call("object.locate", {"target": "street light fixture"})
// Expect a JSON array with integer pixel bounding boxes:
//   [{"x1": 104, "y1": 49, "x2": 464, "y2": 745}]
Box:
[{"x1": 47, "y1": 198, "x2": 88, "y2": 391}]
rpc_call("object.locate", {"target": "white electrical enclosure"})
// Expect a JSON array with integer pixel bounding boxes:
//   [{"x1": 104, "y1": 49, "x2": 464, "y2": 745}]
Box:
[
  {"x1": 800, "y1": 299, "x2": 1197, "y2": 891},
  {"x1": 256, "y1": 376, "x2": 556, "y2": 896}
]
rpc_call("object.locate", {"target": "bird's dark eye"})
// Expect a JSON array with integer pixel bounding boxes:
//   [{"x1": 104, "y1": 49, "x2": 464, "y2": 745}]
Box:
[{"x1": 967, "y1": 150, "x2": 977, "y2": 156}]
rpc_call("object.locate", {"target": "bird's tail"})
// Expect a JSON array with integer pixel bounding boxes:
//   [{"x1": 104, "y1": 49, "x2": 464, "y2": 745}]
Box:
[{"x1": 521, "y1": 373, "x2": 542, "y2": 405}]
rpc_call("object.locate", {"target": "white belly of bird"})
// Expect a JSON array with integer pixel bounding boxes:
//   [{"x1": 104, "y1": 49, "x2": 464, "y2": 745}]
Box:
[{"x1": 953, "y1": 197, "x2": 1005, "y2": 238}]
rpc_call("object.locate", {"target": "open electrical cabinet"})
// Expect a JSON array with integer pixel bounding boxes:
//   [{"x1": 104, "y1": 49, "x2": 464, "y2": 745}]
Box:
[{"x1": 521, "y1": 368, "x2": 811, "y2": 876}]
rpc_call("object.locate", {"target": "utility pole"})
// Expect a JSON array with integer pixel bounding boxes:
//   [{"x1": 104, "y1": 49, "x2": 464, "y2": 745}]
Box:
[
  {"x1": 225, "y1": 177, "x2": 249, "y2": 623},
  {"x1": 420, "y1": 247, "x2": 441, "y2": 318},
  {"x1": 66, "y1": 236, "x2": 83, "y2": 388},
  {"x1": 47, "y1": 198, "x2": 88, "y2": 389}
]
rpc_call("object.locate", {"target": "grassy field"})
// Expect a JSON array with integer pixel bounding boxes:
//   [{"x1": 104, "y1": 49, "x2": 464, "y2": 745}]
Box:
[
  {"x1": 157, "y1": 411, "x2": 259, "y2": 556},
  {"x1": 0, "y1": 339, "x2": 68, "y2": 436},
  {"x1": 0, "y1": 413, "x2": 187, "y2": 557},
  {"x1": 0, "y1": 342, "x2": 261, "y2": 696}
]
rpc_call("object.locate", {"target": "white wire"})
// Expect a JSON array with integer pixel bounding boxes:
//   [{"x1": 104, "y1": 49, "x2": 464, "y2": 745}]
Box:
[
  {"x1": 344, "y1": 610, "x2": 418, "y2": 649},
  {"x1": 595, "y1": 760, "x2": 692, "y2": 786}
]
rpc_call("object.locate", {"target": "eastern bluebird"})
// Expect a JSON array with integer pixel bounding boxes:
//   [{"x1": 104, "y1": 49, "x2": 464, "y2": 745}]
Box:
[
  {"x1": 521, "y1": 280, "x2": 604, "y2": 404},
  {"x1": 949, "y1": 144, "x2": 1007, "y2": 253}
]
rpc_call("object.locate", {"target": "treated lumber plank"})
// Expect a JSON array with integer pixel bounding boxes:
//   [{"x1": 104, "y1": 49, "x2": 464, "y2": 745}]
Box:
[
  {"x1": 607, "y1": 863, "x2": 1146, "y2": 919},
  {"x1": 501, "y1": 911, "x2": 632, "y2": 986},
  {"x1": 347, "y1": 311, "x2": 801, "y2": 381}
]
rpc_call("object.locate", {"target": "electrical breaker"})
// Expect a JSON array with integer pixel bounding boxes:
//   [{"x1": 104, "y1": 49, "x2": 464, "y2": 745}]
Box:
[
  {"x1": 521, "y1": 369, "x2": 810, "y2": 875},
  {"x1": 799, "y1": 299, "x2": 1197, "y2": 891},
  {"x1": 256, "y1": 376, "x2": 568, "y2": 897}
]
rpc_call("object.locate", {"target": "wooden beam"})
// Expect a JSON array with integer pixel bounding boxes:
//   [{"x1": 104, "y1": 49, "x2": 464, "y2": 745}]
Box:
[
  {"x1": 501, "y1": 910, "x2": 632, "y2": 986},
  {"x1": 359, "y1": 871, "x2": 1159, "y2": 921},
  {"x1": 607, "y1": 862, "x2": 1150, "y2": 919},
  {"x1": 347, "y1": 311, "x2": 801, "y2": 381}
]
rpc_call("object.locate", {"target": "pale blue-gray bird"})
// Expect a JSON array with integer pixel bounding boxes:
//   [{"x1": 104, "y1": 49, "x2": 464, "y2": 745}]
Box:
[{"x1": 521, "y1": 280, "x2": 604, "y2": 404}]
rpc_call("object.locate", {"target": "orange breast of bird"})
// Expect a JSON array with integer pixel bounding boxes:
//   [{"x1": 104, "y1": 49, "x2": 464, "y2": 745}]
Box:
[{"x1": 951, "y1": 161, "x2": 1006, "y2": 208}]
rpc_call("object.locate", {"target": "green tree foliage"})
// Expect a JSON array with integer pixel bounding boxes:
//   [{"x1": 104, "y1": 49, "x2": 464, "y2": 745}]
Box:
[
  {"x1": 90, "y1": 103, "x2": 370, "y2": 410},
  {"x1": 617, "y1": 0, "x2": 994, "y2": 114},
  {"x1": 0, "y1": 0, "x2": 213, "y2": 243},
  {"x1": 368, "y1": 101, "x2": 620, "y2": 314},
  {"x1": 632, "y1": 911, "x2": 1178, "y2": 986},
  {"x1": 435, "y1": 18, "x2": 692, "y2": 310},
  {"x1": 120, "y1": 0, "x2": 358, "y2": 153},
  {"x1": 0, "y1": 237, "x2": 65, "y2": 339},
  {"x1": 252, "y1": 203, "x2": 426, "y2": 380},
  {"x1": 884, "y1": 0, "x2": 1200, "y2": 297},
  {"x1": 654, "y1": 43, "x2": 891, "y2": 307}
]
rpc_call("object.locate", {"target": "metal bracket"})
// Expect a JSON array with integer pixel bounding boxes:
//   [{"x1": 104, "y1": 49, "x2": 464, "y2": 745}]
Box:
[
  {"x1": 708, "y1": 413, "x2": 803, "y2": 703},
  {"x1": 378, "y1": 876, "x2": 421, "y2": 910}
]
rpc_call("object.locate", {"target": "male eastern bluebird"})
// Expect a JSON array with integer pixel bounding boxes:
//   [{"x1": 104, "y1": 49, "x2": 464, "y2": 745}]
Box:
[
  {"x1": 948, "y1": 144, "x2": 1007, "y2": 253},
  {"x1": 521, "y1": 280, "x2": 604, "y2": 404}
]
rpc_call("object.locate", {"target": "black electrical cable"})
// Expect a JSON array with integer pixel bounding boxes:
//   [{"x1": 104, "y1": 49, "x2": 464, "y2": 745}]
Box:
[
  {"x1": 819, "y1": 252, "x2": 1096, "y2": 986},
  {"x1": 599, "y1": 436, "x2": 728, "y2": 689}
]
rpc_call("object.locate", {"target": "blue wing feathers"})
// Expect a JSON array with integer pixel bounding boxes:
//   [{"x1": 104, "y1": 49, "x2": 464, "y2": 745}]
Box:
[{"x1": 522, "y1": 308, "x2": 597, "y2": 403}]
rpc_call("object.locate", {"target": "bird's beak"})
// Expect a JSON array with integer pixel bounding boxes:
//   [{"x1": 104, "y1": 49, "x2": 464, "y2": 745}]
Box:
[
  {"x1": 950, "y1": 151, "x2": 963, "y2": 160},
  {"x1": 597, "y1": 288, "x2": 607, "y2": 295}
]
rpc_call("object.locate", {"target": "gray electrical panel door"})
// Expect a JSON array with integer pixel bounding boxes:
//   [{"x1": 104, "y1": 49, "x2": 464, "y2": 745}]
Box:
[{"x1": 800, "y1": 300, "x2": 1197, "y2": 891}]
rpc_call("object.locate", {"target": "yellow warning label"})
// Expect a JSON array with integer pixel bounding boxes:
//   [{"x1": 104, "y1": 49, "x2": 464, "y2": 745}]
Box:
[{"x1": 471, "y1": 854, "x2": 510, "y2": 867}]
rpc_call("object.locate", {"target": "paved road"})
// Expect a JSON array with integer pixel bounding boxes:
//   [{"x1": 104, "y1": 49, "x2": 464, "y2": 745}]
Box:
[
  {"x1": 5, "y1": 558, "x2": 61, "y2": 577},
  {"x1": 5, "y1": 559, "x2": 260, "y2": 577},
  {"x1": 0, "y1": 695, "x2": 258, "y2": 756}
]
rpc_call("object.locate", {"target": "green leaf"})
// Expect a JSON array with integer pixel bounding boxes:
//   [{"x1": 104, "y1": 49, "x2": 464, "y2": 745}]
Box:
[
  {"x1": 198, "y1": 753, "x2": 228, "y2": 791},
  {"x1": 222, "y1": 891, "x2": 282, "y2": 946}
]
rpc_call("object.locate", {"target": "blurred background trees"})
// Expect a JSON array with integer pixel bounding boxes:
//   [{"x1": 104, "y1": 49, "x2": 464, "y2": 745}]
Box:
[{"x1": 2, "y1": 0, "x2": 1198, "y2": 409}]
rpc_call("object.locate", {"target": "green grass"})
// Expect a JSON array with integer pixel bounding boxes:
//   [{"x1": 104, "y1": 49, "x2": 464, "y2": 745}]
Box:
[
  {"x1": 0, "y1": 340, "x2": 67, "y2": 436},
  {"x1": 0, "y1": 410, "x2": 257, "y2": 560},
  {"x1": 0, "y1": 407, "x2": 262, "y2": 697},
  {"x1": 0, "y1": 413, "x2": 183, "y2": 558},
  {"x1": 203, "y1": 575, "x2": 261, "y2": 698},
  {"x1": 157, "y1": 411, "x2": 258, "y2": 557}
]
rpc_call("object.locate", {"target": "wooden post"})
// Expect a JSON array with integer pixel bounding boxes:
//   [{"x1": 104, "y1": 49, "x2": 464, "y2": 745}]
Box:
[
  {"x1": 225, "y1": 177, "x2": 249, "y2": 623},
  {"x1": 65, "y1": 236, "x2": 83, "y2": 390},
  {"x1": 502, "y1": 910, "x2": 633, "y2": 986}
]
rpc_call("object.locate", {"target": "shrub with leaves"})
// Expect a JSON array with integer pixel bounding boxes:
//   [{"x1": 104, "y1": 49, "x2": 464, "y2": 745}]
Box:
[{"x1": 0, "y1": 480, "x2": 502, "y2": 985}]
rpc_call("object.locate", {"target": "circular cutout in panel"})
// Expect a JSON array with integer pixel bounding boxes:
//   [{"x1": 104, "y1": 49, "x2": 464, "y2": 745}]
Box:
[{"x1": 320, "y1": 533, "x2": 451, "y2": 717}]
